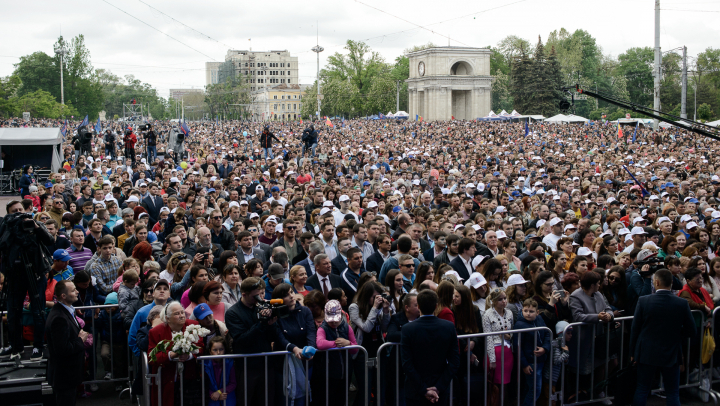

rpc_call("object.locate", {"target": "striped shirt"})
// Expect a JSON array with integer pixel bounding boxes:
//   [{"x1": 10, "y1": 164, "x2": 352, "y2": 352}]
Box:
[{"x1": 68, "y1": 245, "x2": 93, "y2": 273}]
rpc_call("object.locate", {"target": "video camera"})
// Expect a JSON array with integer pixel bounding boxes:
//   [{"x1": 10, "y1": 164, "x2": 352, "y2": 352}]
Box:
[
  {"x1": 254, "y1": 296, "x2": 290, "y2": 320},
  {"x1": 78, "y1": 126, "x2": 93, "y2": 143},
  {"x1": 634, "y1": 256, "x2": 664, "y2": 277},
  {"x1": 138, "y1": 124, "x2": 151, "y2": 131}
]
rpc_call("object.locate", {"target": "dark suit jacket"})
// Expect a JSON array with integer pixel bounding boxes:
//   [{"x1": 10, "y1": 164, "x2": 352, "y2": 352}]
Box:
[
  {"x1": 296, "y1": 257, "x2": 314, "y2": 277},
  {"x1": 331, "y1": 254, "x2": 348, "y2": 276},
  {"x1": 401, "y1": 316, "x2": 460, "y2": 402},
  {"x1": 630, "y1": 290, "x2": 696, "y2": 367},
  {"x1": 365, "y1": 251, "x2": 386, "y2": 275},
  {"x1": 45, "y1": 305, "x2": 85, "y2": 389},
  {"x1": 433, "y1": 251, "x2": 451, "y2": 270},
  {"x1": 292, "y1": 250, "x2": 308, "y2": 266},
  {"x1": 141, "y1": 195, "x2": 163, "y2": 225},
  {"x1": 449, "y1": 256, "x2": 472, "y2": 282},
  {"x1": 306, "y1": 273, "x2": 342, "y2": 295},
  {"x1": 235, "y1": 247, "x2": 266, "y2": 267}
]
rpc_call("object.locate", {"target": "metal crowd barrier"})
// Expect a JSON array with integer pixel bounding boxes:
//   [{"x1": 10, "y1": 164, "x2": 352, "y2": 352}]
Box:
[
  {"x1": 561, "y1": 309, "x2": 713, "y2": 406},
  {"x1": 141, "y1": 345, "x2": 369, "y2": 406},
  {"x1": 0, "y1": 304, "x2": 133, "y2": 400},
  {"x1": 376, "y1": 326, "x2": 554, "y2": 406}
]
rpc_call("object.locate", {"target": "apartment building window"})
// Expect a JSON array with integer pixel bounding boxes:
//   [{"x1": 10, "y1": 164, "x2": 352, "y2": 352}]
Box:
[
  {"x1": 280, "y1": 71, "x2": 284, "y2": 75},
  {"x1": 287, "y1": 79, "x2": 291, "y2": 83},
  {"x1": 281, "y1": 79, "x2": 285, "y2": 83},
  {"x1": 287, "y1": 63, "x2": 291, "y2": 68},
  {"x1": 274, "y1": 104, "x2": 277, "y2": 110},
  {"x1": 293, "y1": 104, "x2": 296, "y2": 110},
  {"x1": 274, "y1": 95, "x2": 278, "y2": 99},
  {"x1": 287, "y1": 71, "x2": 290, "y2": 75}
]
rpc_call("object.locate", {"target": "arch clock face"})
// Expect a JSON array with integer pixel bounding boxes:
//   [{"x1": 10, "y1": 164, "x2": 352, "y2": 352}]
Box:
[{"x1": 418, "y1": 61, "x2": 425, "y2": 76}]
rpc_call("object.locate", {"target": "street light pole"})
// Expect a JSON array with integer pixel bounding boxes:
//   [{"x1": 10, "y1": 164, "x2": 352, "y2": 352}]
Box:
[
  {"x1": 53, "y1": 42, "x2": 67, "y2": 105},
  {"x1": 311, "y1": 24, "x2": 323, "y2": 121}
]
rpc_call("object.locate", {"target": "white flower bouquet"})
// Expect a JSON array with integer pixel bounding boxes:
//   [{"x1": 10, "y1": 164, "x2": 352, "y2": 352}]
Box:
[{"x1": 149, "y1": 324, "x2": 211, "y2": 363}]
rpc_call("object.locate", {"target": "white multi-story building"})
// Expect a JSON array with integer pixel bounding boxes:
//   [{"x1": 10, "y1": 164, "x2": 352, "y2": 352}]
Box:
[{"x1": 205, "y1": 50, "x2": 299, "y2": 91}]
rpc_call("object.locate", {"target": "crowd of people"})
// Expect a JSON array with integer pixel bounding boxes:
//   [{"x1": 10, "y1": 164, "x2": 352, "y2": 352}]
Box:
[{"x1": 0, "y1": 114, "x2": 716, "y2": 406}]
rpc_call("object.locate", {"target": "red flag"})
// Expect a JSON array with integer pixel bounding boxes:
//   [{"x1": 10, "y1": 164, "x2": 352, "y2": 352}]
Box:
[
  {"x1": 618, "y1": 124, "x2": 624, "y2": 138},
  {"x1": 326, "y1": 118, "x2": 333, "y2": 128},
  {"x1": 451, "y1": 115, "x2": 455, "y2": 120}
]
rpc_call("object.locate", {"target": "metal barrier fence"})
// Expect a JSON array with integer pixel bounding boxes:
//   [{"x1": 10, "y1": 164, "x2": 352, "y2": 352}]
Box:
[
  {"x1": 561, "y1": 309, "x2": 716, "y2": 406},
  {"x1": 140, "y1": 345, "x2": 369, "y2": 406},
  {"x1": 376, "y1": 326, "x2": 554, "y2": 406},
  {"x1": 0, "y1": 304, "x2": 133, "y2": 398}
]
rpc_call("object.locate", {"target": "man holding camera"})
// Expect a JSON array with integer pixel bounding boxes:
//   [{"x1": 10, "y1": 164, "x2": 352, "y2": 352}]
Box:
[
  {"x1": 0, "y1": 200, "x2": 55, "y2": 360},
  {"x1": 124, "y1": 128, "x2": 137, "y2": 164},
  {"x1": 143, "y1": 124, "x2": 157, "y2": 163},
  {"x1": 226, "y1": 277, "x2": 303, "y2": 406},
  {"x1": 104, "y1": 129, "x2": 116, "y2": 160}
]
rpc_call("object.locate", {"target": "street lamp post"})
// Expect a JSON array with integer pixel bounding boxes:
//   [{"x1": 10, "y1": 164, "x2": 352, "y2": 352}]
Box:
[
  {"x1": 311, "y1": 44, "x2": 324, "y2": 120},
  {"x1": 53, "y1": 43, "x2": 67, "y2": 105}
]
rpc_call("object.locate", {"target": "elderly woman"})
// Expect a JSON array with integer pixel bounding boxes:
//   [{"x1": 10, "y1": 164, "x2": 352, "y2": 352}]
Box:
[
  {"x1": 220, "y1": 264, "x2": 242, "y2": 306},
  {"x1": 148, "y1": 302, "x2": 204, "y2": 406}
]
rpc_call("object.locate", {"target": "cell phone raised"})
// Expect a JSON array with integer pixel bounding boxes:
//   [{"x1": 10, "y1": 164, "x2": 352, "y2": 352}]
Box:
[{"x1": 553, "y1": 290, "x2": 566, "y2": 298}]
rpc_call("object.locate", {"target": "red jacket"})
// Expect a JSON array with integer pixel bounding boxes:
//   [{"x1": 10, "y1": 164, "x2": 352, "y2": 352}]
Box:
[
  {"x1": 125, "y1": 132, "x2": 137, "y2": 149},
  {"x1": 148, "y1": 320, "x2": 203, "y2": 406}
]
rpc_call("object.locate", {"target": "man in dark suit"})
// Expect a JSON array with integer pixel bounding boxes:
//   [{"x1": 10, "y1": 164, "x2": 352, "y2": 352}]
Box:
[
  {"x1": 46, "y1": 280, "x2": 90, "y2": 406},
  {"x1": 401, "y1": 290, "x2": 459, "y2": 405},
  {"x1": 305, "y1": 254, "x2": 342, "y2": 297},
  {"x1": 432, "y1": 234, "x2": 460, "y2": 270},
  {"x1": 630, "y1": 269, "x2": 696, "y2": 406},
  {"x1": 449, "y1": 237, "x2": 476, "y2": 282},
  {"x1": 141, "y1": 183, "x2": 163, "y2": 227},
  {"x1": 295, "y1": 241, "x2": 324, "y2": 277},
  {"x1": 235, "y1": 231, "x2": 266, "y2": 267},
  {"x1": 366, "y1": 234, "x2": 392, "y2": 275},
  {"x1": 330, "y1": 238, "x2": 352, "y2": 276}
]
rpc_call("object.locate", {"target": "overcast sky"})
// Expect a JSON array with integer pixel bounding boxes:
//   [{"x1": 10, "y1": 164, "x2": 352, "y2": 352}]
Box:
[{"x1": 1, "y1": 0, "x2": 716, "y2": 98}]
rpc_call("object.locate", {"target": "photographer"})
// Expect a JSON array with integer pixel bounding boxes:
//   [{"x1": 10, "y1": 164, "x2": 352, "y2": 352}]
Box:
[
  {"x1": 628, "y1": 250, "x2": 656, "y2": 314},
  {"x1": 124, "y1": 127, "x2": 137, "y2": 164},
  {"x1": 225, "y1": 277, "x2": 303, "y2": 406},
  {"x1": 301, "y1": 125, "x2": 319, "y2": 158},
  {"x1": 78, "y1": 125, "x2": 93, "y2": 157},
  {"x1": 143, "y1": 124, "x2": 157, "y2": 163},
  {"x1": 104, "y1": 129, "x2": 116, "y2": 160},
  {"x1": 0, "y1": 201, "x2": 55, "y2": 360}
]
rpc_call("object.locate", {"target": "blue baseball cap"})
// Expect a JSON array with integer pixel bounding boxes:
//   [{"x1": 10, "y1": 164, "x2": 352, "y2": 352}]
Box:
[
  {"x1": 53, "y1": 249, "x2": 72, "y2": 262},
  {"x1": 520, "y1": 167, "x2": 526, "y2": 172},
  {"x1": 392, "y1": 206, "x2": 402, "y2": 213},
  {"x1": 363, "y1": 181, "x2": 370, "y2": 186},
  {"x1": 193, "y1": 303, "x2": 213, "y2": 320},
  {"x1": 650, "y1": 176, "x2": 658, "y2": 181},
  {"x1": 271, "y1": 186, "x2": 280, "y2": 192},
  {"x1": 493, "y1": 171, "x2": 500, "y2": 177},
  {"x1": 208, "y1": 188, "x2": 216, "y2": 193},
  {"x1": 605, "y1": 180, "x2": 613, "y2": 184},
  {"x1": 81, "y1": 176, "x2": 88, "y2": 181},
  {"x1": 689, "y1": 198, "x2": 699, "y2": 204}
]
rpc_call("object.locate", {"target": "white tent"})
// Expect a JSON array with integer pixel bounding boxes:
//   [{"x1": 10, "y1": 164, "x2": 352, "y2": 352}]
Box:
[
  {"x1": 706, "y1": 119, "x2": 720, "y2": 127},
  {"x1": 0, "y1": 127, "x2": 63, "y2": 172},
  {"x1": 510, "y1": 110, "x2": 522, "y2": 117},
  {"x1": 394, "y1": 111, "x2": 410, "y2": 118},
  {"x1": 544, "y1": 114, "x2": 588, "y2": 123},
  {"x1": 487, "y1": 110, "x2": 498, "y2": 117},
  {"x1": 499, "y1": 110, "x2": 511, "y2": 117}
]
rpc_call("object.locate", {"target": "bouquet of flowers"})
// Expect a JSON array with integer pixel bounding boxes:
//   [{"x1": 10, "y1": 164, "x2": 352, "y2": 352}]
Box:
[{"x1": 149, "y1": 324, "x2": 211, "y2": 363}]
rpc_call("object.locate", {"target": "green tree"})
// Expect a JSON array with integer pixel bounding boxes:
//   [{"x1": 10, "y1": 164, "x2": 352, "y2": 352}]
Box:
[
  {"x1": 14, "y1": 52, "x2": 58, "y2": 97},
  {"x1": 698, "y1": 103, "x2": 715, "y2": 121},
  {"x1": 510, "y1": 51, "x2": 533, "y2": 114},
  {"x1": 14, "y1": 90, "x2": 77, "y2": 119},
  {"x1": 617, "y1": 47, "x2": 654, "y2": 107},
  {"x1": 0, "y1": 75, "x2": 21, "y2": 118}
]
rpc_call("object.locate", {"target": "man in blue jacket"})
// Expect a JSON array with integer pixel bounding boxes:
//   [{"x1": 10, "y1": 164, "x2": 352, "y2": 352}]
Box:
[{"x1": 513, "y1": 298, "x2": 551, "y2": 406}]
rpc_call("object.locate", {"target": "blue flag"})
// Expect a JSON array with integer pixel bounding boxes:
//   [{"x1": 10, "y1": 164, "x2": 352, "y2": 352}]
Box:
[
  {"x1": 60, "y1": 120, "x2": 68, "y2": 139},
  {"x1": 77, "y1": 115, "x2": 88, "y2": 130},
  {"x1": 95, "y1": 117, "x2": 102, "y2": 133},
  {"x1": 181, "y1": 120, "x2": 190, "y2": 136},
  {"x1": 631, "y1": 121, "x2": 639, "y2": 143},
  {"x1": 524, "y1": 121, "x2": 529, "y2": 137},
  {"x1": 216, "y1": 115, "x2": 218, "y2": 126},
  {"x1": 623, "y1": 165, "x2": 649, "y2": 197}
]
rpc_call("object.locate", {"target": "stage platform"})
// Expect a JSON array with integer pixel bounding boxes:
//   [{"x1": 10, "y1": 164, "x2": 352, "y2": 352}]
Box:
[{"x1": 0, "y1": 347, "x2": 54, "y2": 405}]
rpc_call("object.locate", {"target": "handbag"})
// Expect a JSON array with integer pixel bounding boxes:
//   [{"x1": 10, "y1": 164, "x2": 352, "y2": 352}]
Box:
[{"x1": 702, "y1": 326, "x2": 716, "y2": 364}]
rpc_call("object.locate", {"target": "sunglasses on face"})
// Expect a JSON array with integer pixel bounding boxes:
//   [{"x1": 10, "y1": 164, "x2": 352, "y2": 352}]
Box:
[{"x1": 212, "y1": 216, "x2": 223, "y2": 220}]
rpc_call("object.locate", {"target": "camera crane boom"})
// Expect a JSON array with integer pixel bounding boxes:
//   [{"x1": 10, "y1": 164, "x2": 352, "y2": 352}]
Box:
[{"x1": 572, "y1": 84, "x2": 720, "y2": 142}]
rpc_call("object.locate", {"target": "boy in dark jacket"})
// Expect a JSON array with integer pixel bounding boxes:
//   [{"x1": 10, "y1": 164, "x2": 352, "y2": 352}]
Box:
[{"x1": 513, "y1": 298, "x2": 551, "y2": 406}]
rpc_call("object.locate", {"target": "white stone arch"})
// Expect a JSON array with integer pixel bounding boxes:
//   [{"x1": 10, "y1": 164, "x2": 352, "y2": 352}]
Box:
[{"x1": 449, "y1": 59, "x2": 475, "y2": 76}]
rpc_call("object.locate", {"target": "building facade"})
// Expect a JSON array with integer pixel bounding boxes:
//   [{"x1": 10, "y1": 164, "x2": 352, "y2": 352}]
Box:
[
  {"x1": 169, "y1": 88, "x2": 204, "y2": 100},
  {"x1": 406, "y1": 47, "x2": 493, "y2": 121},
  {"x1": 205, "y1": 50, "x2": 299, "y2": 91},
  {"x1": 250, "y1": 84, "x2": 308, "y2": 121}
]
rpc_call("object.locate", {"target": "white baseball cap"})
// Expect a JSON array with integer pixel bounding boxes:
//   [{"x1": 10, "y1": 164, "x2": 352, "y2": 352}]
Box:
[
  {"x1": 338, "y1": 195, "x2": 350, "y2": 202},
  {"x1": 471, "y1": 255, "x2": 487, "y2": 269},
  {"x1": 680, "y1": 214, "x2": 692, "y2": 223},
  {"x1": 577, "y1": 247, "x2": 593, "y2": 256},
  {"x1": 549, "y1": 217, "x2": 563, "y2": 227},
  {"x1": 506, "y1": 274, "x2": 529, "y2": 287},
  {"x1": 496, "y1": 230, "x2": 507, "y2": 239},
  {"x1": 464, "y1": 272, "x2": 487, "y2": 289},
  {"x1": 630, "y1": 226, "x2": 648, "y2": 236}
]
